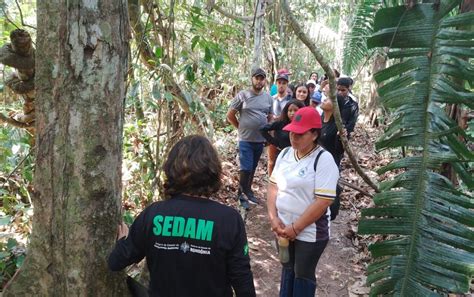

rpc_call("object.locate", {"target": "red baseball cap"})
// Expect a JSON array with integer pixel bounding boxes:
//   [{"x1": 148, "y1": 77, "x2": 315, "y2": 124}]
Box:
[
  {"x1": 277, "y1": 68, "x2": 291, "y2": 75},
  {"x1": 283, "y1": 107, "x2": 322, "y2": 134}
]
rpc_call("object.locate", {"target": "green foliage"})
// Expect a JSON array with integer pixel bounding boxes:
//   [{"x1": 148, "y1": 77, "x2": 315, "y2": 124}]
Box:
[
  {"x1": 184, "y1": 5, "x2": 237, "y2": 83},
  {"x1": 0, "y1": 238, "x2": 26, "y2": 287},
  {"x1": 342, "y1": 0, "x2": 379, "y2": 75},
  {"x1": 358, "y1": 2, "x2": 474, "y2": 295},
  {"x1": 342, "y1": 0, "x2": 406, "y2": 75}
]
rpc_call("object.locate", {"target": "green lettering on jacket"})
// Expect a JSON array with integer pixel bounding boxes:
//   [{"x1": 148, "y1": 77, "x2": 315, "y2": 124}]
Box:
[
  {"x1": 196, "y1": 219, "x2": 214, "y2": 241},
  {"x1": 162, "y1": 216, "x2": 173, "y2": 236},
  {"x1": 183, "y1": 218, "x2": 196, "y2": 238},
  {"x1": 172, "y1": 216, "x2": 185, "y2": 236},
  {"x1": 152, "y1": 215, "x2": 214, "y2": 242},
  {"x1": 153, "y1": 215, "x2": 164, "y2": 235}
]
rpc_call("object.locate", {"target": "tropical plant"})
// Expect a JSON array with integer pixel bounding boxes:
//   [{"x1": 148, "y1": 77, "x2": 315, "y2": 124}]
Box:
[
  {"x1": 342, "y1": 0, "x2": 380, "y2": 75},
  {"x1": 342, "y1": 0, "x2": 404, "y2": 76},
  {"x1": 358, "y1": 1, "x2": 474, "y2": 296}
]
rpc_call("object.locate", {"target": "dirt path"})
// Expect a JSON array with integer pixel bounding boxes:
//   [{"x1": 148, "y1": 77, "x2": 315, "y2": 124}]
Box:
[{"x1": 244, "y1": 194, "x2": 362, "y2": 297}]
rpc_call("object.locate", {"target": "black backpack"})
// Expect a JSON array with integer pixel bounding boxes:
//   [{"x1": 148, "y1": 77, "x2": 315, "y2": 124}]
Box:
[{"x1": 280, "y1": 147, "x2": 340, "y2": 220}]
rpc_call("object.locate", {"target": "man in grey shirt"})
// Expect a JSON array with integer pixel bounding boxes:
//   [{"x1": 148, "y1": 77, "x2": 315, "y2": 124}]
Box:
[{"x1": 227, "y1": 67, "x2": 273, "y2": 209}]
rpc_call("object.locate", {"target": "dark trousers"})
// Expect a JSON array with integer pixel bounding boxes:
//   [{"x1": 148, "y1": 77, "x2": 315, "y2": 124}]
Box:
[{"x1": 279, "y1": 240, "x2": 328, "y2": 297}]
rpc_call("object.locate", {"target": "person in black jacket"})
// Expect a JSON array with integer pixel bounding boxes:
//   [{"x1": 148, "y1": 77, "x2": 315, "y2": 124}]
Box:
[
  {"x1": 260, "y1": 100, "x2": 305, "y2": 175},
  {"x1": 336, "y1": 77, "x2": 359, "y2": 137},
  {"x1": 318, "y1": 94, "x2": 346, "y2": 167},
  {"x1": 108, "y1": 135, "x2": 256, "y2": 297}
]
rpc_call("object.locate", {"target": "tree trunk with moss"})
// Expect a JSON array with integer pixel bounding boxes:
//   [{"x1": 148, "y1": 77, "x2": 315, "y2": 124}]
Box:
[{"x1": 3, "y1": 1, "x2": 131, "y2": 296}]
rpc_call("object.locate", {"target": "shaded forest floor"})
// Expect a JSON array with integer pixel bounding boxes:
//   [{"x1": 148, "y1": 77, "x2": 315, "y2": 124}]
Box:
[{"x1": 215, "y1": 118, "x2": 385, "y2": 296}]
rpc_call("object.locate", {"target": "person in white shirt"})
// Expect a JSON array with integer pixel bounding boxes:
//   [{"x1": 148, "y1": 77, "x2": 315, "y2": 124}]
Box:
[{"x1": 267, "y1": 107, "x2": 339, "y2": 297}]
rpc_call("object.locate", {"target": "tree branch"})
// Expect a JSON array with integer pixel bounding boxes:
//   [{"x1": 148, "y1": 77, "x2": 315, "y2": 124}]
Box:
[
  {"x1": 0, "y1": 113, "x2": 32, "y2": 128},
  {"x1": 281, "y1": 0, "x2": 380, "y2": 193},
  {"x1": 339, "y1": 179, "x2": 373, "y2": 198},
  {"x1": 14, "y1": 0, "x2": 36, "y2": 30},
  {"x1": 128, "y1": 0, "x2": 155, "y2": 69},
  {"x1": 0, "y1": 7, "x2": 20, "y2": 30},
  {"x1": 0, "y1": 45, "x2": 35, "y2": 70},
  {"x1": 128, "y1": 1, "x2": 214, "y2": 138},
  {"x1": 211, "y1": 3, "x2": 265, "y2": 22},
  {"x1": 156, "y1": 65, "x2": 214, "y2": 138}
]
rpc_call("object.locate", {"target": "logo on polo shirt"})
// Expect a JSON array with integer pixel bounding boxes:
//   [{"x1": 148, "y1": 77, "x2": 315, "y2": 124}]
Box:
[{"x1": 298, "y1": 168, "x2": 306, "y2": 177}]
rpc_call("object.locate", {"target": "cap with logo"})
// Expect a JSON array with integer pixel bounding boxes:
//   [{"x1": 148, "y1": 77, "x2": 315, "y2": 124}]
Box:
[
  {"x1": 276, "y1": 73, "x2": 289, "y2": 82},
  {"x1": 251, "y1": 67, "x2": 267, "y2": 78},
  {"x1": 283, "y1": 107, "x2": 322, "y2": 134}
]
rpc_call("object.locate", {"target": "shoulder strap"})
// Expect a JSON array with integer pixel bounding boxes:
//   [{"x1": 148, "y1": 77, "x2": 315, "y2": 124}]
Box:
[
  {"x1": 313, "y1": 148, "x2": 326, "y2": 172},
  {"x1": 281, "y1": 147, "x2": 291, "y2": 159}
]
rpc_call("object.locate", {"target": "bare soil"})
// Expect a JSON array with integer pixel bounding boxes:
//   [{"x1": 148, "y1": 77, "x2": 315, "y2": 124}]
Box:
[{"x1": 243, "y1": 186, "x2": 365, "y2": 297}]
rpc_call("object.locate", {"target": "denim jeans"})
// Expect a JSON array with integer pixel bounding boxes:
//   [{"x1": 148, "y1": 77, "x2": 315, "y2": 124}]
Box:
[{"x1": 238, "y1": 141, "x2": 264, "y2": 171}]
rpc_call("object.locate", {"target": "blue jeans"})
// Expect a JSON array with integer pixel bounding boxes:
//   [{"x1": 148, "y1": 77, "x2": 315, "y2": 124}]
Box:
[{"x1": 238, "y1": 141, "x2": 264, "y2": 172}]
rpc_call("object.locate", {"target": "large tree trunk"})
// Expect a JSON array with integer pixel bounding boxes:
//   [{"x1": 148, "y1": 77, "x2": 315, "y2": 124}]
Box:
[
  {"x1": 3, "y1": 1, "x2": 130, "y2": 296},
  {"x1": 251, "y1": 0, "x2": 265, "y2": 70}
]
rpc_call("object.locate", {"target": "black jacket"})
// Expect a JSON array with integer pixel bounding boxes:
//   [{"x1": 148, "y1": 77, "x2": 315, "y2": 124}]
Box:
[
  {"x1": 319, "y1": 115, "x2": 344, "y2": 167},
  {"x1": 339, "y1": 96, "x2": 359, "y2": 136},
  {"x1": 108, "y1": 194, "x2": 256, "y2": 297},
  {"x1": 260, "y1": 120, "x2": 290, "y2": 150}
]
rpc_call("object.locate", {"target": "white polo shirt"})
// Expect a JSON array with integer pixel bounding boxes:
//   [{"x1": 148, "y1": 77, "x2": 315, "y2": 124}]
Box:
[{"x1": 269, "y1": 146, "x2": 339, "y2": 242}]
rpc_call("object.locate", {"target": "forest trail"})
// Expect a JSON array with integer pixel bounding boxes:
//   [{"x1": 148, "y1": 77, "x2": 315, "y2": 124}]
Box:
[{"x1": 246, "y1": 205, "x2": 362, "y2": 297}]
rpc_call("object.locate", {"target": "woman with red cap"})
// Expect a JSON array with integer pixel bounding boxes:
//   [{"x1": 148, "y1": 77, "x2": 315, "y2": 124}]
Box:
[{"x1": 266, "y1": 107, "x2": 339, "y2": 296}]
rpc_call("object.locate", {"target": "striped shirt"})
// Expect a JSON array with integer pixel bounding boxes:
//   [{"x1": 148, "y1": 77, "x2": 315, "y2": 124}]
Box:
[{"x1": 269, "y1": 146, "x2": 339, "y2": 242}]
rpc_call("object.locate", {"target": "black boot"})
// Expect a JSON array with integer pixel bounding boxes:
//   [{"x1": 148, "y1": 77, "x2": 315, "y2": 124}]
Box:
[
  {"x1": 246, "y1": 170, "x2": 259, "y2": 205},
  {"x1": 238, "y1": 170, "x2": 252, "y2": 209}
]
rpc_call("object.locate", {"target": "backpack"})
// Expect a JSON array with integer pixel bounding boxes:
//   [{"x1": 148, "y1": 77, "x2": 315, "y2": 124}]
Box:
[{"x1": 280, "y1": 147, "x2": 340, "y2": 220}]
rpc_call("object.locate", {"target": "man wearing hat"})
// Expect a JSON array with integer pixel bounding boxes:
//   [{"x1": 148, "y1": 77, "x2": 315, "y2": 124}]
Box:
[
  {"x1": 227, "y1": 67, "x2": 274, "y2": 209},
  {"x1": 266, "y1": 70, "x2": 293, "y2": 177},
  {"x1": 273, "y1": 71, "x2": 292, "y2": 118},
  {"x1": 310, "y1": 92, "x2": 323, "y2": 115}
]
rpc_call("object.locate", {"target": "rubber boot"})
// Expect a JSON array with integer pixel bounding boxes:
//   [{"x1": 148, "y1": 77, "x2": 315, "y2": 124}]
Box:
[
  {"x1": 238, "y1": 170, "x2": 252, "y2": 209},
  {"x1": 279, "y1": 267, "x2": 295, "y2": 297},
  {"x1": 246, "y1": 170, "x2": 259, "y2": 205},
  {"x1": 292, "y1": 277, "x2": 316, "y2": 297}
]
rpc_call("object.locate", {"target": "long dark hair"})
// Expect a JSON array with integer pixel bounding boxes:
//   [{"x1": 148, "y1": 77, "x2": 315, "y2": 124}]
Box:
[
  {"x1": 163, "y1": 135, "x2": 222, "y2": 198},
  {"x1": 292, "y1": 83, "x2": 310, "y2": 106},
  {"x1": 309, "y1": 72, "x2": 318, "y2": 80},
  {"x1": 278, "y1": 99, "x2": 305, "y2": 124}
]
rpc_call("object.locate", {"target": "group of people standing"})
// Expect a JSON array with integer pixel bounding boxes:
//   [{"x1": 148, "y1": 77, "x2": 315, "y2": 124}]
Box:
[
  {"x1": 107, "y1": 66, "x2": 359, "y2": 297},
  {"x1": 226, "y1": 67, "x2": 359, "y2": 296},
  {"x1": 228, "y1": 67, "x2": 358, "y2": 207}
]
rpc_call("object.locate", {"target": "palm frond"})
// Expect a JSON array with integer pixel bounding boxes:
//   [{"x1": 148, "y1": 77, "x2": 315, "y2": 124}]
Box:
[
  {"x1": 342, "y1": 0, "x2": 380, "y2": 75},
  {"x1": 358, "y1": 1, "x2": 474, "y2": 296},
  {"x1": 342, "y1": 0, "x2": 406, "y2": 75}
]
